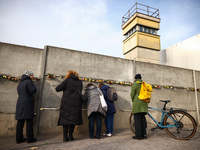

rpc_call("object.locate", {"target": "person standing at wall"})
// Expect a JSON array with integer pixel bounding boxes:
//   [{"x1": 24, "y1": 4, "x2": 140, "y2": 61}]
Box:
[
  {"x1": 56, "y1": 70, "x2": 83, "y2": 142},
  {"x1": 130, "y1": 74, "x2": 148, "y2": 140},
  {"x1": 99, "y1": 83, "x2": 116, "y2": 137},
  {"x1": 83, "y1": 83, "x2": 106, "y2": 139},
  {"x1": 15, "y1": 71, "x2": 37, "y2": 144}
]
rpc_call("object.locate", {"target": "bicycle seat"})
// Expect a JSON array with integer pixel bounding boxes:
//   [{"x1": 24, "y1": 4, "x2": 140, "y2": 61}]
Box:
[{"x1": 160, "y1": 100, "x2": 171, "y2": 103}]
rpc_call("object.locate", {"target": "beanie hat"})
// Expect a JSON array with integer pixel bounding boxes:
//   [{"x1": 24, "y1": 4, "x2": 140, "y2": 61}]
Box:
[
  {"x1": 135, "y1": 74, "x2": 142, "y2": 79},
  {"x1": 24, "y1": 70, "x2": 34, "y2": 76}
]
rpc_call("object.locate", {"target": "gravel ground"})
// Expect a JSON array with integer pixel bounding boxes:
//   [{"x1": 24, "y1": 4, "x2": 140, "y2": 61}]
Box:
[{"x1": 1, "y1": 125, "x2": 200, "y2": 150}]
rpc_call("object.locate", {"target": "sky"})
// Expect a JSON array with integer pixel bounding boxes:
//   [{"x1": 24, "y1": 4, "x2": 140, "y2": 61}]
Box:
[{"x1": 0, "y1": 0, "x2": 200, "y2": 58}]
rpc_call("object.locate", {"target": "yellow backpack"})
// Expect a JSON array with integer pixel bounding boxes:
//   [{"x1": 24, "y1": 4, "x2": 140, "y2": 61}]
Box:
[{"x1": 138, "y1": 82, "x2": 153, "y2": 103}]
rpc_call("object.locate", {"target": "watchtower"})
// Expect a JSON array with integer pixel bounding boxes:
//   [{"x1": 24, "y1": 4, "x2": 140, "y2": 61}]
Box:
[{"x1": 122, "y1": 3, "x2": 160, "y2": 63}]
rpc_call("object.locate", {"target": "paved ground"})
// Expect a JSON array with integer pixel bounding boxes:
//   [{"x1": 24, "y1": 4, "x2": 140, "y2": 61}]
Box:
[{"x1": 1, "y1": 125, "x2": 200, "y2": 150}]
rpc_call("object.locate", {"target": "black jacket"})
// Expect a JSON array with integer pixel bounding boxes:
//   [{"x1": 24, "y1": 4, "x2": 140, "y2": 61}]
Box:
[
  {"x1": 56, "y1": 74, "x2": 83, "y2": 125},
  {"x1": 15, "y1": 75, "x2": 37, "y2": 120}
]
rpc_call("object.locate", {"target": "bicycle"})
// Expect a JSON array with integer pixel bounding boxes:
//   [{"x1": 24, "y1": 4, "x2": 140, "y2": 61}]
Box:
[{"x1": 129, "y1": 100, "x2": 197, "y2": 140}]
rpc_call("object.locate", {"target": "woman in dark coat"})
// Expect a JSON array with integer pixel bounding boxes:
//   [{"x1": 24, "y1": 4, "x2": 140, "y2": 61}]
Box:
[
  {"x1": 99, "y1": 84, "x2": 116, "y2": 137},
  {"x1": 15, "y1": 71, "x2": 37, "y2": 144},
  {"x1": 56, "y1": 70, "x2": 83, "y2": 142}
]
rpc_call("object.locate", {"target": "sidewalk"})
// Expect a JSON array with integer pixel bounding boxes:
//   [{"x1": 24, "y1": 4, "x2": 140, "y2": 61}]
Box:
[{"x1": 1, "y1": 126, "x2": 200, "y2": 150}]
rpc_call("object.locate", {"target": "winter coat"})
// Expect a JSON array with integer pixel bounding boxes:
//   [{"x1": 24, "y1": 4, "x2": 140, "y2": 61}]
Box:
[
  {"x1": 83, "y1": 85, "x2": 106, "y2": 118},
  {"x1": 56, "y1": 74, "x2": 83, "y2": 126},
  {"x1": 100, "y1": 85, "x2": 116, "y2": 115},
  {"x1": 130, "y1": 79, "x2": 148, "y2": 114},
  {"x1": 15, "y1": 75, "x2": 37, "y2": 120}
]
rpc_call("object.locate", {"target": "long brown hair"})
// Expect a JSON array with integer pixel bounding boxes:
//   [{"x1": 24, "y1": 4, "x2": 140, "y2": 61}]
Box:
[{"x1": 65, "y1": 70, "x2": 79, "y2": 79}]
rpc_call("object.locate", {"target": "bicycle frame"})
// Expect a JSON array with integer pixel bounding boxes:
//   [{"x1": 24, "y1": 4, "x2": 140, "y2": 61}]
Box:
[{"x1": 148, "y1": 107, "x2": 178, "y2": 128}]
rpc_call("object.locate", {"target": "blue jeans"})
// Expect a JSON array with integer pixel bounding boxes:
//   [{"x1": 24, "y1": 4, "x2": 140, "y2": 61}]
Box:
[
  {"x1": 89, "y1": 112, "x2": 102, "y2": 138},
  {"x1": 105, "y1": 114, "x2": 114, "y2": 134}
]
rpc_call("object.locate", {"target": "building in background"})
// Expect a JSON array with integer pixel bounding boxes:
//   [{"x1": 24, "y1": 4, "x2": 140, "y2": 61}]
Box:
[
  {"x1": 160, "y1": 34, "x2": 200, "y2": 71},
  {"x1": 121, "y1": 3, "x2": 161, "y2": 64}
]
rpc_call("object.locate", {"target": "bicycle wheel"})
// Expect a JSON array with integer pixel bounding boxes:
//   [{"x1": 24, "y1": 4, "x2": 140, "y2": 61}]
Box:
[
  {"x1": 129, "y1": 112, "x2": 135, "y2": 134},
  {"x1": 163, "y1": 110, "x2": 197, "y2": 140}
]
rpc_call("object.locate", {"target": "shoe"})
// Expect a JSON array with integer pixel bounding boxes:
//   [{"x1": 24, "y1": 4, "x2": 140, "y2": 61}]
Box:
[
  {"x1": 96, "y1": 136, "x2": 100, "y2": 139},
  {"x1": 132, "y1": 136, "x2": 143, "y2": 140},
  {"x1": 143, "y1": 135, "x2": 148, "y2": 139},
  {"x1": 63, "y1": 137, "x2": 69, "y2": 142},
  {"x1": 102, "y1": 133, "x2": 107, "y2": 136},
  {"x1": 16, "y1": 138, "x2": 26, "y2": 144},
  {"x1": 27, "y1": 138, "x2": 37, "y2": 143},
  {"x1": 107, "y1": 133, "x2": 112, "y2": 137},
  {"x1": 69, "y1": 136, "x2": 74, "y2": 141},
  {"x1": 69, "y1": 133, "x2": 74, "y2": 141}
]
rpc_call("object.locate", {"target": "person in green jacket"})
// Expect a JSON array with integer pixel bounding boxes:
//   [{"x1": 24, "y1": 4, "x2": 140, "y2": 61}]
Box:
[{"x1": 130, "y1": 74, "x2": 148, "y2": 140}]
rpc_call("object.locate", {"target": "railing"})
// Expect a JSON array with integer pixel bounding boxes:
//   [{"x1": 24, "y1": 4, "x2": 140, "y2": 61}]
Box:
[{"x1": 122, "y1": 2, "x2": 159, "y2": 25}]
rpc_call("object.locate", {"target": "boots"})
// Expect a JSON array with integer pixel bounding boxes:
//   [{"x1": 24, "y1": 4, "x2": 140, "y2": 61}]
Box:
[
  {"x1": 69, "y1": 132, "x2": 74, "y2": 141},
  {"x1": 63, "y1": 126, "x2": 69, "y2": 142},
  {"x1": 69, "y1": 125, "x2": 75, "y2": 141}
]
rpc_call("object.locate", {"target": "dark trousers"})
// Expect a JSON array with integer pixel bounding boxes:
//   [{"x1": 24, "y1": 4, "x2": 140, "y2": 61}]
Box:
[
  {"x1": 134, "y1": 113, "x2": 147, "y2": 138},
  {"x1": 89, "y1": 112, "x2": 102, "y2": 138},
  {"x1": 63, "y1": 125, "x2": 75, "y2": 139},
  {"x1": 16, "y1": 119, "x2": 34, "y2": 143}
]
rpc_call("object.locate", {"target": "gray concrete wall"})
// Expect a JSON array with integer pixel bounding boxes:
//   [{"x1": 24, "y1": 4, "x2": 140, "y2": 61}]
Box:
[
  {"x1": 136, "y1": 61, "x2": 197, "y2": 109},
  {"x1": 0, "y1": 42, "x2": 43, "y2": 136},
  {"x1": 135, "y1": 61, "x2": 200, "y2": 124},
  {"x1": 0, "y1": 43, "x2": 199, "y2": 137},
  {"x1": 39, "y1": 46, "x2": 134, "y2": 134},
  {"x1": 0, "y1": 42, "x2": 43, "y2": 77}
]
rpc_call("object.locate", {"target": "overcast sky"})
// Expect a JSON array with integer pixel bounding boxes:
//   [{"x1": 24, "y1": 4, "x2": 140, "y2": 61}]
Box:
[{"x1": 0, "y1": 0, "x2": 200, "y2": 58}]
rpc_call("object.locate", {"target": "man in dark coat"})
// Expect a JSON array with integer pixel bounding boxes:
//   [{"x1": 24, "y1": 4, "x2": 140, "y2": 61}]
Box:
[
  {"x1": 56, "y1": 70, "x2": 83, "y2": 142},
  {"x1": 15, "y1": 71, "x2": 37, "y2": 144}
]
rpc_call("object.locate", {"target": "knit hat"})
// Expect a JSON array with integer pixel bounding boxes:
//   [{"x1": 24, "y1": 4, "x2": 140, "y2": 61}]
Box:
[
  {"x1": 24, "y1": 70, "x2": 34, "y2": 76},
  {"x1": 135, "y1": 74, "x2": 142, "y2": 79}
]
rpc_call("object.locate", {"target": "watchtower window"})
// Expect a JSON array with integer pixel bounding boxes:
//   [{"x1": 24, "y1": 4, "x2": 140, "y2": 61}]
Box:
[
  {"x1": 125, "y1": 26, "x2": 137, "y2": 39},
  {"x1": 124, "y1": 25, "x2": 157, "y2": 40},
  {"x1": 139, "y1": 25, "x2": 157, "y2": 35},
  {"x1": 140, "y1": 26, "x2": 144, "y2": 32}
]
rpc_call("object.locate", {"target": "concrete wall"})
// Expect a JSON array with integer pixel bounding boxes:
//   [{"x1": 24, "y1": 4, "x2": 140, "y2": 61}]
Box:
[
  {"x1": 0, "y1": 42, "x2": 43, "y2": 136},
  {"x1": 135, "y1": 61, "x2": 200, "y2": 124},
  {"x1": 39, "y1": 46, "x2": 134, "y2": 135},
  {"x1": 0, "y1": 42, "x2": 199, "y2": 137},
  {"x1": 136, "y1": 62, "x2": 198, "y2": 108}
]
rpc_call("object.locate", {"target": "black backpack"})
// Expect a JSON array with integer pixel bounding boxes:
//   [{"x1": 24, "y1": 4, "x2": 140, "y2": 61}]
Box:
[{"x1": 107, "y1": 87, "x2": 117, "y2": 101}]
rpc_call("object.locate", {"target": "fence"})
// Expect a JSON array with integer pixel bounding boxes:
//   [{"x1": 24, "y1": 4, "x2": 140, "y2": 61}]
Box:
[{"x1": 122, "y1": 2, "x2": 159, "y2": 25}]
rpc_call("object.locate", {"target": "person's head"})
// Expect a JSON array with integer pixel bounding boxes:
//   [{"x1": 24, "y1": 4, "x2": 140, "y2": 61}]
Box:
[
  {"x1": 65, "y1": 70, "x2": 79, "y2": 79},
  {"x1": 24, "y1": 70, "x2": 34, "y2": 80},
  {"x1": 87, "y1": 83, "x2": 93, "y2": 88},
  {"x1": 134, "y1": 74, "x2": 142, "y2": 80},
  {"x1": 99, "y1": 83, "x2": 105, "y2": 88}
]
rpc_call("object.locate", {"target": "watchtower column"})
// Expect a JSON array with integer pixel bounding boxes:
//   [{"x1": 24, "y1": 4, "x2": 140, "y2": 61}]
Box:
[{"x1": 122, "y1": 3, "x2": 161, "y2": 64}]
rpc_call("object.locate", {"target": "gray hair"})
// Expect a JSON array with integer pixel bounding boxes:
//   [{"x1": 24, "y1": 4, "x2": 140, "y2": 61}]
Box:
[{"x1": 24, "y1": 70, "x2": 34, "y2": 76}]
